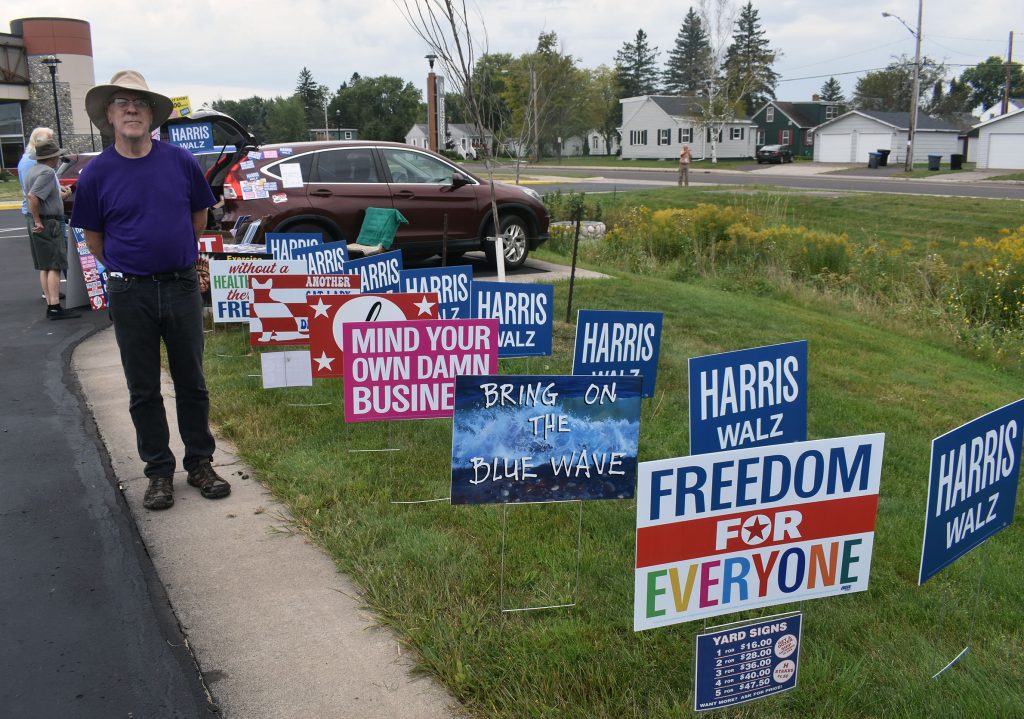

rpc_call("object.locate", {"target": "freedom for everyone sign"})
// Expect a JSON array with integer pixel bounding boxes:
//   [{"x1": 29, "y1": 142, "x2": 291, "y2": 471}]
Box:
[
  {"x1": 694, "y1": 614, "x2": 802, "y2": 711},
  {"x1": 342, "y1": 319, "x2": 498, "y2": 422},
  {"x1": 473, "y1": 281, "x2": 553, "y2": 357},
  {"x1": 450, "y1": 375, "x2": 642, "y2": 504},
  {"x1": 572, "y1": 310, "x2": 663, "y2": 398},
  {"x1": 918, "y1": 399, "x2": 1024, "y2": 585},
  {"x1": 688, "y1": 341, "x2": 808, "y2": 455},
  {"x1": 401, "y1": 266, "x2": 472, "y2": 319},
  {"x1": 308, "y1": 292, "x2": 440, "y2": 378},
  {"x1": 209, "y1": 259, "x2": 306, "y2": 323},
  {"x1": 634, "y1": 433, "x2": 884, "y2": 629}
]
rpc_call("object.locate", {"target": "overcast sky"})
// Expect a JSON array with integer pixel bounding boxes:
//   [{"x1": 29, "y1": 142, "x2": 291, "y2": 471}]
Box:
[{"x1": 5, "y1": 0, "x2": 1021, "y2": 112}]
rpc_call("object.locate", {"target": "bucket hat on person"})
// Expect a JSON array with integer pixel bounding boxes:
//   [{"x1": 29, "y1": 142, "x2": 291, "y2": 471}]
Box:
[
  {"x1": 85, "y1": 70, "x2": 174, "y2": 135},
  {"x1": 33, "y1": 139, "x2": 68, "y2": 161}
]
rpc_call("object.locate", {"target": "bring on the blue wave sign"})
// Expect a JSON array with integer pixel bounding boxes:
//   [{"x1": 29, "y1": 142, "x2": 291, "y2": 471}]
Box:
[
  {"x1": 918, "y1": 399, "x2": 1024, "y2": 584},
  {"x1": 688, "y1": 341, "x2": 807, "y2": 455}
]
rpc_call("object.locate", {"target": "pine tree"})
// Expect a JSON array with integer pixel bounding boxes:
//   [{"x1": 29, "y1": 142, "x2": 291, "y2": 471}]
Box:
[
  {"x1": 663, "y1": 8, "x2": 713, "y2": 95},
  {"x1": 722, "y1": 2, "x2": 779, "y2": 115},
  {"x1": 295, "y1": 67, "x2": 324, "y2": 130},
  {"x1": 819, "y1": 77, "x2": 845, "y2": 103},
  {"x1": 614, "y1": 29, "x2": 661, "y2": 98}
]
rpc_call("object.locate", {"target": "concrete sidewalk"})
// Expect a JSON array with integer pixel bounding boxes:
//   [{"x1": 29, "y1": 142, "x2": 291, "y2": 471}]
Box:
[{"x1": 73, "y1": 327, "x2": 456, "y2": 719}]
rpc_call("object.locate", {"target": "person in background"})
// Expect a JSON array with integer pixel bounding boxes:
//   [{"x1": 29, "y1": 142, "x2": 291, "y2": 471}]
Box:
[
  {"x1": 678, "y1": 143, "x2": 692, "y2": 187},
  {"x1": 71, "y1": 70, "x2": 230, "y2": 510},
  {"x1": 18, "y1": 126, "x2": 71, "y2": 300},
  {"x1": 25, "y1": 139, "x2": 79, "y2": 320}
]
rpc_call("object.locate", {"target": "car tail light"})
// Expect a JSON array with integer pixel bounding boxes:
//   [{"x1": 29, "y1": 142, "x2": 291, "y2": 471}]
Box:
[
  {"x1": 59, "y1": 178, "x2": 77, "y2": 188},
  {"x1": 223, "y1": 162, "x2": 242, "y2": 200}
]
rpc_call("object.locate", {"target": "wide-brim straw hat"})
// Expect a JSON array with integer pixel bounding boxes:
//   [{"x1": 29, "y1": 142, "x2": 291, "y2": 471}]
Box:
[
  {"x1": 85, "y1": 70, "x2": 173, "y2": 135},
  {"x1": 33, "y1": 139, "x2": 69, "y2": 161}
]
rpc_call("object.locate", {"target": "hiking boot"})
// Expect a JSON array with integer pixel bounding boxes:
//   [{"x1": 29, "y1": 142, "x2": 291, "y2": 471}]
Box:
[
  {"x1": 143, "y1": 477, "x2": 174, "y2": 510},
  {"x1": 187, "y1": 461, "x2": 231, "y2": 499},
  {"x1": 46, "y1": 306, "x2": 80, "y2": 320}
]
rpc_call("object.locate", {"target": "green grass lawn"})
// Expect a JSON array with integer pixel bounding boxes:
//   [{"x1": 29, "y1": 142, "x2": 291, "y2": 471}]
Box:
[
  {"x1": 0, "y1": 178, "x2": 24, "y2": 202},
  {"x1": 987, "y1": 172, "x2": 1024, "y2": 182},
  {"x1": 532, "y1": 156, "x2": 759, "y2": 171},
  {"x1": 203, "y1": 190, "x2": 1024, "y2": 718}
]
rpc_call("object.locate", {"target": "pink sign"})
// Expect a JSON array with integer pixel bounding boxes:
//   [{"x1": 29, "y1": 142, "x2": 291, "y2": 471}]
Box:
[{"x1": 342, "y1": 319, "x2": 499, "y2": 422}]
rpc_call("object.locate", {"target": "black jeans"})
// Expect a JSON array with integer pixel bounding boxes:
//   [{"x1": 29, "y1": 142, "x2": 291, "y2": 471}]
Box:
[{"x1": 107, "y1": 267, "x2": 215, "y2": 479}]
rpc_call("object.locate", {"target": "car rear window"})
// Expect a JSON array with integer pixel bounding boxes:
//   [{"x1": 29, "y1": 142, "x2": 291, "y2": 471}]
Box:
[{"x1": 311, "y1": 148, "x2": 380, "y2": 183}]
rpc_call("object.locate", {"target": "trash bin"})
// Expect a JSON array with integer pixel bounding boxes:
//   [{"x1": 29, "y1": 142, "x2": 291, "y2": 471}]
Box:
[
  {"x1": 868, "y1": 152, "x2": 881, "y2": 169},
  {"x1": 877, "y1": 149, "x2": 891, "y2": 167},
  {"x1": 927, "y1": 154, "x2": 941, "y2": 171},
  {"x1": 950, "y1": 154, "x2": 964, "y2": 170}
]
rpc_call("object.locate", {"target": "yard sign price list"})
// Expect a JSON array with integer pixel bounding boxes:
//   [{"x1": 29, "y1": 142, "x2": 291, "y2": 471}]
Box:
[{"x1": 693, "y1": 613, "x2": 801, "y2": 711}]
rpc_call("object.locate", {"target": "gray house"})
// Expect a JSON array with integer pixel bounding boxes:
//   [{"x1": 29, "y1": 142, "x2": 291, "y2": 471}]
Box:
[
  {"x1": 405, "y1": 122, "x2": 494, "y2": 159},
  {"x1": 812, "y1": 110, "x2": 961, "y2": 164},
  {"x1": 619, "y1": 95, "x2": 757, "y2": 160},
  {"x1": 405, "y1": 123, "x2": 430, "y2": 149},
  {"x1": 968, "y1": 107, "x2": 1024, "y2": 169}
]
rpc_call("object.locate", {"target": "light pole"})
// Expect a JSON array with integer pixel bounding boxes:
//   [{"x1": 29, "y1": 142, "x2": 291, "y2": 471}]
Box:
[
  {"x1": 40, "y1": 55, "x2": 63, "y2": 146},
  {"x1": 882, "y1": 2, "x2": 923, "y2": 172}
]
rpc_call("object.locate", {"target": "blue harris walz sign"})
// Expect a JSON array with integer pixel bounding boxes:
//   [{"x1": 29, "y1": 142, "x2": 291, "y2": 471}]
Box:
[
  {"x1": 572, "y1": 309, "x2": 663, "y2": 398},
  {"x1": 473, "y1": 281, "x2": 553, "y2": 357},
  {"x1": 342, "y1": 250, "x2": 403, "y2": 293},
  {"x1": 688, "y1": 340, "x2": 807, "y2": 455},
  {"x1": 918, "y1": 399, "x2": 1024, "y2": 585},
  {"x1": 292, "y1": 241, "x2": 349, "y2": 274},
  {"x1": 167, "y1": 122, "x2": 213, "y2": 152},
  {"x1": 401, "y1": 266, "x2": 472, "y2": 319},
  {"x1": 266, "y1": 232, "x2": 324, "y2": 261}
]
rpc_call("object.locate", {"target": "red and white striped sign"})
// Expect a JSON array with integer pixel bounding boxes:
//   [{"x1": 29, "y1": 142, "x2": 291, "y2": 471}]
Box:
[{"x1": 249, "y1": 274, "x2": 360, "y2": 346}]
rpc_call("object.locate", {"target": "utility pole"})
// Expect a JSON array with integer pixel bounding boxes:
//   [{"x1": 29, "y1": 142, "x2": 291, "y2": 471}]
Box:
[
  {"x1": 1002, "y1": 31, "x2": 1014, "y2": 116},
  {"x1": 882, "y1": 3, "x2": 923, "y2": 171}
]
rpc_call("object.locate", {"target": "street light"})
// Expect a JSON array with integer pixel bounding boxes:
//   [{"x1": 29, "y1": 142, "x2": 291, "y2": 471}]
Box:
[
  {"x1": 40, "y1": 55, "x2": 63, "y2": 146},
  {"x1": 882, "y1": 2, "x2": 923, "y2": 172}
]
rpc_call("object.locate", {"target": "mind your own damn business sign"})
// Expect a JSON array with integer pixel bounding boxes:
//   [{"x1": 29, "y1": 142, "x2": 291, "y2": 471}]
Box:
[{"x1": 635, "y1": 433, "x2": 884, "y2": 629}]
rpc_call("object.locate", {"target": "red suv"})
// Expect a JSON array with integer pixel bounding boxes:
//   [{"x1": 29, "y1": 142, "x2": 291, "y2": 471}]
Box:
[{"x1": 220, "y1": 141, "x2": 550, "y2": 269}]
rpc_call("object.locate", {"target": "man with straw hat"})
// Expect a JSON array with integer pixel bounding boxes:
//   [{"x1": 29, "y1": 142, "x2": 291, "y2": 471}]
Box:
[
  {"x1": 25, "y1": 137, "x2": 79, "y2": 319},
  {"x1": 71, "y1": 70, "x2": 230, "y2": 510}
]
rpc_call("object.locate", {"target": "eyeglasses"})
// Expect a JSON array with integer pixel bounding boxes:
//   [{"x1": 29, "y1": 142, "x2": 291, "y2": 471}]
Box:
[{"x1": 108, "y1": 97, "x2": 153, "y2": 110}]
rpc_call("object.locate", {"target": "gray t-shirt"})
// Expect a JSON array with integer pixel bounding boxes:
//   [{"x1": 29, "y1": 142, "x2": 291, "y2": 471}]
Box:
[{"x1": 25, "y1": 163, "x2": 63, "y2": 218}]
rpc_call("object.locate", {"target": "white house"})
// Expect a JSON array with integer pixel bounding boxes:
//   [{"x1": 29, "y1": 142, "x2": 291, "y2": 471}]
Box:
[
  {"x1": 968, "y1": 107, "x2": 1024, "y2": 169},
  {"x1": 405, "y1": 123, "x2": 430, "y2": 148},
  {"x1": 561, "y1": 131, "x2": 619, "y2": 157},
  {"x1": 619, "y1": 95, "x2": 757, "y2": 161},
  {"x1": 812, "y1": 110, "x2": 962, "y2": 164},
  {"x1": 405, "y1": 122, "x2": 494, "y2": 159},
  {"x1": 978, "y1": 99, "x2": 1023, "y2": 123}
]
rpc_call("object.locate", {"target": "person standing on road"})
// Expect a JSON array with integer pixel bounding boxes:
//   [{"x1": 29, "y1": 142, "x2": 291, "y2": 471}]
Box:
[
  {"x1": 678, "y1": 144, "x2": 692, "y2": 187},
  {"x1": 19, "y1": 126, "x2": 71, "y2": 301},
  {"x1": 26, "y1": 139, "x2": 79, "y2": 320},
  {"x1": 70, "y1": 70, "x2": 230, "y2": 510}
]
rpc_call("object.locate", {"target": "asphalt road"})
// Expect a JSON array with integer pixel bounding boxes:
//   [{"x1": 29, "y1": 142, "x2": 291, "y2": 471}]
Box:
[
  {"x1": 0, "y1": 210, "x2": 213, "y2": 717},
  {"x1": 471, "y1": 163, "x2": 1024, "y2": 200}
]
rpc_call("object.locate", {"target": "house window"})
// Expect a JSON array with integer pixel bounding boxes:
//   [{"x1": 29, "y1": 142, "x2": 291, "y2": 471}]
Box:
[
  {"x1": 706, "y1": 127, "x2": 723, "y2": 143},
  {"x1": 756, "y1": 129, "x2": 765, "y2": 145},
  {"x1": 678, "y1": 128, "x2": 693, "y2": 143},
  {"x1": 344, "y1": 131, "x2": 353, "y2": 140},
  {"x1": 825, "y1": 105, "x2": 839, "y2": 120},
  {"x1": 766, "y1": 106, "x2": 775, "y2": 122},
  {"x1": 730, "y1": 127, "x2": 744, "y2": 141},
  {"x1": 780, "y1": 129, "x2": 792, "y2": 145},
  {"x1": 629, "y1": 130, "x2": 648, "y2": 145},
  {"x1": 591, "y1": 135, "x2": 599, "y2": 149},
  {"x1": 658, "y1": 128, "x2": 670, "y2": 145},
  {"x1": 805, "y1": 130, "x2": 814, "y2": 146}
]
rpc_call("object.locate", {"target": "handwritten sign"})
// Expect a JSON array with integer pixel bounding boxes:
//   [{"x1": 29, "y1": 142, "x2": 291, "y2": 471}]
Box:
[
  {"x1": 635, "y1": 433, "x2": 884, "y2": 628},
  {"x1": 342, "y1": 319, "x2": 498, "y2": 422},
  {"x1": 451, "y1": 375, "x2": 642, "y2": 504},
  {"x1": 308, "y1": 292, "x2": 440, "y2": 378}
]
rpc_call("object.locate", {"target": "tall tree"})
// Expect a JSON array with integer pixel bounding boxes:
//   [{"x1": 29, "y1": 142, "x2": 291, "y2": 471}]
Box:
[
  {"x1": 695, "y1": 0, "x2": 744, "y2": 162},
  {"x1": 264, "y1": 96, "x2": 308, "y2": 144},
  {"x1": 960, "y1": 56, "x2": 1024, "y2": 111},
  {"x1": 927, "y1": 77, "x2": 973, "y2": 123},
  {"x1": 614, "y1": 29, "x2": 661, "y2": 98},
  {"x1": 330, "y1": 74, "x2": 422, "y2": 142},
  {"x1": 579, "y1": 65, "x2": 623, "y2": 156},
  {"x1": 210, "y1": 96, "x2": 270, "y2": 141},
  {"x1": 663, "y1": 8, "x2": 713, "y2": 95},
  {"x1": 295, "y1": 67, "x2": 326, "y2": 130},
  {"x1": 722, "y1": 1, "x2": 779, "y2": 115},
  {"x1": 819, "y1": 77, "x2": 845, "y2": 103},
  {"x1": 852, "y1": 55, "x2": 946, "y2": 112}
]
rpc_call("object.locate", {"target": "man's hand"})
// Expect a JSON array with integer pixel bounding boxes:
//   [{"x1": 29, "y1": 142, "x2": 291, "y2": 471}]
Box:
[{"x1": 33, "y1": 219, "x2": 44, "y2": 233}]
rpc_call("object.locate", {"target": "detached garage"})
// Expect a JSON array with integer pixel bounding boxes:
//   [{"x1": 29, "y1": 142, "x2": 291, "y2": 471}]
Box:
[
  {"x1": 971, "y1": 108, "x2": 1024, "y2": 170},
  {"x1": 812, "y1": 110, "x2": 961, "y2": 164}
]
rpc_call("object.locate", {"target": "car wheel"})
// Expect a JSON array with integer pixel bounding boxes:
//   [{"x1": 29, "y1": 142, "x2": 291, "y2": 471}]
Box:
[
  {"x1": 281, "y1": 222, "x2": 339, "y2": 243},
  {"x1": 484, "y1": 214, "x2": 529, "y2": 271}
]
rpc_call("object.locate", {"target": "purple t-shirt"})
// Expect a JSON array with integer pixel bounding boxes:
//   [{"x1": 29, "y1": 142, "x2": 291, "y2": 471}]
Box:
[{"x1": 71, "y1": 141, "x2": 216, "y2": 275}]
